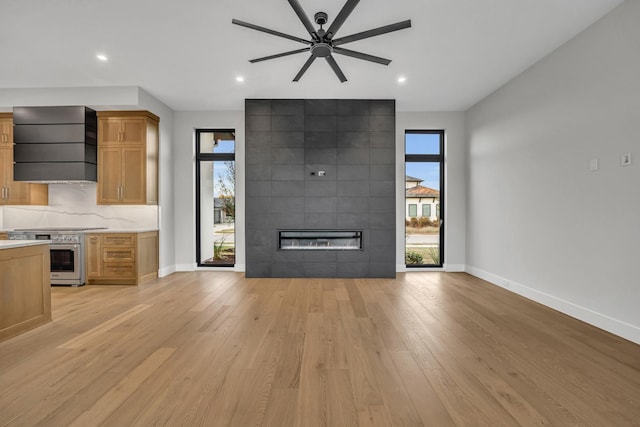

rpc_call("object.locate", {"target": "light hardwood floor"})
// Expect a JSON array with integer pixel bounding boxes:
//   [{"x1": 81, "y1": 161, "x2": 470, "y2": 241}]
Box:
[{"x1": 1, "y1": 272, "x2": 639, "y2": 426}]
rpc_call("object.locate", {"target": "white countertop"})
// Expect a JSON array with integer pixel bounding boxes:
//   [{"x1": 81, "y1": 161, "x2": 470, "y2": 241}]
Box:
[
  {"x1": 1, "y1": 228, "x2": 158, "y2": 233},
  {"x1": 87, "y1": 228, "x2": 158, "y2": 233},
  {"x1": 0, "y1": 240, "x2": 50, "y2": 250}
]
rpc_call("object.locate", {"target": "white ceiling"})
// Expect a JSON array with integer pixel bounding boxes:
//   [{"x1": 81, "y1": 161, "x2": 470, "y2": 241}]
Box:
[{"x1": 0, "y1": 0, "x2": 624, "y2": 112}]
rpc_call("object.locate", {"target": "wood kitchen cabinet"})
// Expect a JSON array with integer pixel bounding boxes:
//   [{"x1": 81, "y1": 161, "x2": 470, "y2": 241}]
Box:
[
  {"x1": 0, "y1": 114, "x2": 13, "y2": 147},
  {"x1": 85, "y1": 231, "x2": 158, "y2": 285},
  {"x1": 0, "y1": 242, "x2": 51, "y2": 342},
  {"x1": 0, "y1": 114, "x2": 48, "y2": 206},
  {"x1": 97, "y1": 111, "x2": 158, "y2": 205}
]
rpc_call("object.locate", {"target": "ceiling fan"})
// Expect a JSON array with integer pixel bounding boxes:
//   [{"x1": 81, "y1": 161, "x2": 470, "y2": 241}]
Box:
[{"x1": 232, "y1": 0, "x2": 411, "y2": 82}]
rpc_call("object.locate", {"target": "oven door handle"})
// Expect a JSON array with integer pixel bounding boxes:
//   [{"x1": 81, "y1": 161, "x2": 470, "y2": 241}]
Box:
[{"x1": 50, "y1": 244, "x2": 80, "y2": 250}]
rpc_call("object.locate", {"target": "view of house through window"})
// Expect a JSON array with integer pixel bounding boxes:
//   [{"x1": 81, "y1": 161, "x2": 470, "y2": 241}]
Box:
[
  {"x1": 405, "y1": 130, "x2": 444, "y2": 267},
  {"x1": 196, "y1": 129, "x2": 235, "y2": 266}
]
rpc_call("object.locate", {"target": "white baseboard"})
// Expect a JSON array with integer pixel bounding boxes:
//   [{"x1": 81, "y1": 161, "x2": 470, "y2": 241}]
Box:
[
  {"x1": 175, "y1": 263, "x2": 196, "y2": 272},
  {"x1": 444, "y1": 264, "x2": 465, "y2": 272},
  {"x1": 158, "y1": 265, "x2": 176, "y2": 278},
  {"x1": 465, "y1": 265, "x2": 640, "y2": 345}
]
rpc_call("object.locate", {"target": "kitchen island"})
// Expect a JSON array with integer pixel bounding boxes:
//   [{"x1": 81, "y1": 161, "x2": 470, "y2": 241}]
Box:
[{"x1": 0, "y1": 241, "x2": 51, "y2": 342}]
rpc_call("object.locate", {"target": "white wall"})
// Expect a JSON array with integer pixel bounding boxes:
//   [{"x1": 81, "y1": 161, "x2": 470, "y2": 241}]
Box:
[
  {"x1": 466, "y1": 1, "x2": 640, "y2": 343},
  {"x1": 139, "y1": 89, "x2": 176, "y2": 277},
  {"x1": 173, "y1": 111, "x2": 245, "y2": 271},
  {"x1": 396, "y1": 112, "x2": 467, "y2": 272}
]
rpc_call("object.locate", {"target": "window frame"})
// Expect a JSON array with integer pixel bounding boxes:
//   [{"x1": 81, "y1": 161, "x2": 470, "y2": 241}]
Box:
[
  {"x1": 195, "y1": 128, "x2": 236, "y2": 268},
  {"x1": 404, "y1": 129, "x2": 445, "y2": 268}
]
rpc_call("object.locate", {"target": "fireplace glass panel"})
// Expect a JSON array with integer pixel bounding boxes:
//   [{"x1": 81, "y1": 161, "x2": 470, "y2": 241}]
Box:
[{"x1": 279, "y1": 230, "x2": 363, "y2": 251}]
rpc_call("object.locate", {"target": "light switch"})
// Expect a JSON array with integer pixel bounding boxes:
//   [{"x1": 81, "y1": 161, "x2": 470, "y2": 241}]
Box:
[{"x1": 589, "y1": 159, "x2": 599, "y2": 172}]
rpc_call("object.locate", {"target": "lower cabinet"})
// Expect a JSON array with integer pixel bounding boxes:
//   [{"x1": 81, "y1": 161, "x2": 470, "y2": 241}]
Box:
[
  {"x1": 0, "y1": 243, "x2": 51, "y2": 342},
  {"x1": 85, "y1": 231, "x2": 158, "y2": 285}
]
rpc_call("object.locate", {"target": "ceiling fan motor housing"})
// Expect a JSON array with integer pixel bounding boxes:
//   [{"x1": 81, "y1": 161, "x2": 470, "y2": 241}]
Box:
[{"x1": 311, "y1": 43, "x2": 332, "y2": 58}]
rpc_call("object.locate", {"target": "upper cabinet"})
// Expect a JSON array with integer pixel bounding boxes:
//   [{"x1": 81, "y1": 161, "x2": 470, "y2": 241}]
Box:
[
  {"x1": 0, "y1": 115, "x2": 13, "y2": 147},
  {"x1": 0, "y1": 113, "x2": 48, "y2": 206},
  {"x1": 97, "y1": 111, "x2": 158, "y2": 205}
]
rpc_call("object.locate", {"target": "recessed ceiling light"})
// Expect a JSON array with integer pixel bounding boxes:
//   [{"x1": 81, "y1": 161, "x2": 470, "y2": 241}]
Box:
[
  {"x1": 236, "y1": 76, "x2": 245, "y2": 83},
  {"x1": 397, "y1": 76, "x2": 407, "y2": 84},
  {"x1": 96, "y1": 54, "x2": 108, "y2": 61}
]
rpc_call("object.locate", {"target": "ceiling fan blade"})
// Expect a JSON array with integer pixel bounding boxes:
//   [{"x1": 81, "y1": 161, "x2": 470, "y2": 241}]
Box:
[
  {"x1": 293, "y1": 56, "x2": 317, "y2": 82},
  {"x1": 232, "y1": 19, "x2": 310, "y2": 44},
  {"x1": 332, "y1": 46, "x2": 391, "y2": 65},
  {"x1": 325, "y1": 55, "x2": 347, "y2": 83},
  {"x1": 332, "y1": 19, "x2": 411, "y2": 46},
  {"x1": 287, "y1": 0, "x2": 319, "y2": 41},
  {"x1": 325, "y1": 0, "x2": 360, "y2": 39},
  {"x1": 250, "y1": 47, "x2": 311, "y2": 63}
]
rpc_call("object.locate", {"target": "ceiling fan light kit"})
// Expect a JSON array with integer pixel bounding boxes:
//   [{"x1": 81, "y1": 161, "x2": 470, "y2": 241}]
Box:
[{"x1": 232, "y1": 0, "x2": 411, "y2": 82}]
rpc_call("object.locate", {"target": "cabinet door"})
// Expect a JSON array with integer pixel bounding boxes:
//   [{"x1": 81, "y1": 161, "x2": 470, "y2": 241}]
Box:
[
  {"x1": 85, "y1": 235, "x2": 102, "y2": 279},
  {"x1": 98, "y1": 118, "x2": 123, "y2": 145},
  {"x1": 0, "y1": 148, "x2": 10, "y2": 190},
  {"x1": 120, "y1": 118, "x2": 146, "y2": 145},
  {"x1": 0, "y1": 148, "x2": 29, "y2": 205},
  {"x1": 121, "y1": 147, "x2": 145, "y2": 203},
  {"x1": 0, "y1": 118, "x2": 12, "y2": 147},
  {"x1": 5, "y1": 178, "x2": 31, "y2": 205},
  {"x1": 97, "y1": 147, "x2": 123, "y2": 204}
]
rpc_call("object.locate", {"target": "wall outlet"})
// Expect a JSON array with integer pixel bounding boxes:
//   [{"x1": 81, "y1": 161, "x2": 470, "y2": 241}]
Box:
[
  {"x1": 589, "y1": 158, "x2": 599, "y2": 172},
  {"x1": 621, "y1": 152, "x2": 632, "y2": 166}
]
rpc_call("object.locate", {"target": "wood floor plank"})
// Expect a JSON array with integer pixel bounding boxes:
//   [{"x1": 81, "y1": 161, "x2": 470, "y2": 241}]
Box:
[
  {"x1": 1, "y1": 271, "x2": 640, "y2": 426},
  {"x1": 57, "y1": 303, "x2": 151, "y2": 349},
  {"x1": 69, "y1": 347, "x2": 176, "y2": 426}
]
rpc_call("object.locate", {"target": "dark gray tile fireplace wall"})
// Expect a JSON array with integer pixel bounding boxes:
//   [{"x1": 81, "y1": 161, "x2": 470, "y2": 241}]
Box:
[{"x1": 245, "y1": 99, "x2": 396, "y2": 278}]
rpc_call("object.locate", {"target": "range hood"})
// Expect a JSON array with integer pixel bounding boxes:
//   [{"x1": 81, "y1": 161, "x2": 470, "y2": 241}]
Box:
[{"x1": 13, "y1": 106, "x2": 97, "y2": 183}]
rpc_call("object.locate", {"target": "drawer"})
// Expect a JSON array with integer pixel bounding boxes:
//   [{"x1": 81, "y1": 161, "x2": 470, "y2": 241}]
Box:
[
  {"x1": 103, "y1": 263, "x2": 135, "y2": 278},
  {"x1": 103, "y1": 247, "x2": 135, "y2": 262},
  {"x1": 103, "y1": 234, "x2": 135, "y2": 246}
]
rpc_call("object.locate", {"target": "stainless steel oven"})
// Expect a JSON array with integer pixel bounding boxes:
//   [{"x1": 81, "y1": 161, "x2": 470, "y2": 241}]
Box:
[
  {"x1": 34, "y1": 234, "x2": 82, "y2": 285},
  {"x1": 9, "y1": 227, "x2": 106, "y2": 286}
]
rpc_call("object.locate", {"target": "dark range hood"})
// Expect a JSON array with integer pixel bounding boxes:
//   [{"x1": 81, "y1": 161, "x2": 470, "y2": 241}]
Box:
[{"x1": 13, "y1": 106, "x2": 97, "y2": 183}]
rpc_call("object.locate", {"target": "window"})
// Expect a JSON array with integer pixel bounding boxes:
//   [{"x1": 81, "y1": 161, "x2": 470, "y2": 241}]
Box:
[
  {"x1": 405, "y1": 130, "x2": 444, "y2": 267},
  {"x1": 195, "y1": 129, "x2": 235, "y2": 267}
]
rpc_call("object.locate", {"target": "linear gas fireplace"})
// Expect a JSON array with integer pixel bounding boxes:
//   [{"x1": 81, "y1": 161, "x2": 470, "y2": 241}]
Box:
[{"x1": 278, "y1": 230, "x2": 363, "y2": 251}]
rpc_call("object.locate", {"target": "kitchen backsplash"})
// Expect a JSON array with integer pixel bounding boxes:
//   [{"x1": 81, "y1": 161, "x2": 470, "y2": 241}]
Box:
[{"x1": 1, "y1": 184, "x2": 158, "y2": 229}]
